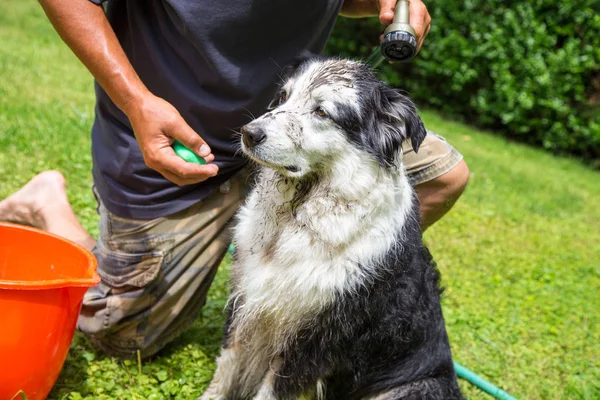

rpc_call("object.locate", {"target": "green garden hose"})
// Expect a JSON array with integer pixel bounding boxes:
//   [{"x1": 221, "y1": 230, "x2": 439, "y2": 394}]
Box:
[{"x1": 454, "y1": 362, "x2": 518, "y2": 400}]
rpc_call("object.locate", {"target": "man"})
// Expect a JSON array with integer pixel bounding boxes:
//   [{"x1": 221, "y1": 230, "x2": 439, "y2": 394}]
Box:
[{"x1": 0, "y1": 0, "x2": 468, "y2": 359}]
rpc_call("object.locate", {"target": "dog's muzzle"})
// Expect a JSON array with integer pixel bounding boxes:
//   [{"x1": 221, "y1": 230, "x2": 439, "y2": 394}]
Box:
[{"x1": 241, "y1": 124, "x2": 266, "y2": 148}]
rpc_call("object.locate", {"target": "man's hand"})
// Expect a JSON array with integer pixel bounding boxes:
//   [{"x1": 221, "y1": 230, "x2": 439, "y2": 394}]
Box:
[
  {"x1": 126, "y1": 94, "x2": 218, "y2": 186},
  {"x1": 340, "y1": 0, "x2": 431, "y2": 53},
  {"x1": 39, "y1": 0, "x2": 217, "y2": 186}
]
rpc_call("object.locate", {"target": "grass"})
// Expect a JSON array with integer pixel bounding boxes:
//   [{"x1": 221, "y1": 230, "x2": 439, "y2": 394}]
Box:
[{"x1": 1, "y1": 1, "x2": 599, "y2": 399}]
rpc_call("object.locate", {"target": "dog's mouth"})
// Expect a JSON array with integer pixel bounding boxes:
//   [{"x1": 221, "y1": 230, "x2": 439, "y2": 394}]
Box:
[{"x1": 242, "y1": 147, "x2": 301, "y2": 174}]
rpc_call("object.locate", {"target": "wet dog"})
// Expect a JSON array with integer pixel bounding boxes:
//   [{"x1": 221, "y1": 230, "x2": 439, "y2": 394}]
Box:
[{"x1": 200, "y1": 58, "x2": 462, "y2": 400}]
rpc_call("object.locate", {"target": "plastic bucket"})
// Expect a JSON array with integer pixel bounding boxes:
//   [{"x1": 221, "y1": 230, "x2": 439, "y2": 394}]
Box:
[{"x1": 0, "y1": 222, "x2": 99, "y2": 400}]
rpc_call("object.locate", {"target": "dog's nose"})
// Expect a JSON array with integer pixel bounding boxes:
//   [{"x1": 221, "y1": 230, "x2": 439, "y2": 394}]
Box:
[{"x1": 241, "y1": 125, "x2": 266, "y2": 148}]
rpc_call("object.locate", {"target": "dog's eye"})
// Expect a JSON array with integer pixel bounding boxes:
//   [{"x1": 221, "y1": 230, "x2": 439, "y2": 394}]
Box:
[
  {"x1": 314, "y1": 107, "x2": 328, "y2": 119},
  {"x1": 267, "y1": 91, "x2": 288, "y2": 110}
]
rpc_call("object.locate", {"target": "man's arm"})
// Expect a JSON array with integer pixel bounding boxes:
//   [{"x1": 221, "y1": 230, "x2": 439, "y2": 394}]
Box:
[
  {"x1": 38, "y1": 0, "x2": 218, "y2": 186},
  {"x1": 340, "y1": 0, "x2": 431, "y2": 52}
]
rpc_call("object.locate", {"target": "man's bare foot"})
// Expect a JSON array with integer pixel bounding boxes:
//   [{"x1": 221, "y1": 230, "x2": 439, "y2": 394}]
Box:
[
  {"x1": 0, "y1": 170, "x2": 67, "y2": 229},
  {"x1": 0, "y1": 171, "x2": 96, "y2": 250}
]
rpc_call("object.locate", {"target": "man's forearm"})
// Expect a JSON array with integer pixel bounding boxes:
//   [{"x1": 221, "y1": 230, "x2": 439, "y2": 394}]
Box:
[{"x1": 39, "y1": 0, "x2": 148, "y2": 116}]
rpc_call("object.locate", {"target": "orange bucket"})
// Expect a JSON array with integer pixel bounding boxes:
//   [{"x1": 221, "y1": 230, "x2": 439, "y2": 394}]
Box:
[{"x1": 0, "y1": 222, "x2": 99, "y2": 400}]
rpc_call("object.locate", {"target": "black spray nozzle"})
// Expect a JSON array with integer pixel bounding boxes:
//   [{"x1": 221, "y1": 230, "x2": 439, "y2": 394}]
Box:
[
  {"x1": 381, "y1": 31, "x2": 417, "y2": 62},
  {"x1": 381, "y1": 0, "x2": 417, "y2": 63}
]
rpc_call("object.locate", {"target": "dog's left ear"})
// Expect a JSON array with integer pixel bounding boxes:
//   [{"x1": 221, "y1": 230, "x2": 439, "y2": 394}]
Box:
[{"x1": 365, "y1": 84, "x2": 428, "y2": 168}]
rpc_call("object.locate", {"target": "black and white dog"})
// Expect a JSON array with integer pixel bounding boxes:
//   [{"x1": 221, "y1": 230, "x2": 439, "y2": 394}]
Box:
[{"x1": 200, "y1": 58, "x2": 462, "y2": 400}]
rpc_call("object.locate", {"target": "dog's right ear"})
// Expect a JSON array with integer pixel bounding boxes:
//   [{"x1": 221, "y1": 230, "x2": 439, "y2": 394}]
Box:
[
  {"x1": 280, "y1": 57, "x2": 306, "y2": 80},
  {"x1": 363, "y1": 84, "x2": 428, "y2": 168},
  {"x1": 267, "y1": 57, "x2": 309, "y2": 111}
]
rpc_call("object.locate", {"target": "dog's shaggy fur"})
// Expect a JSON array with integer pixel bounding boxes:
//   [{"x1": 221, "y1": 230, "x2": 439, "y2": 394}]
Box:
[{"x1": 200, "y1": 58, "x2": 462, "y2": 400}]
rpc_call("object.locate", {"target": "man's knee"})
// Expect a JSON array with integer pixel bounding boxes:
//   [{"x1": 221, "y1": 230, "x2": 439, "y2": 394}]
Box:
[
  {"x1": 437, "y1": 159, "x2": 470, "y2": 199},
  {"x1": 415, "y1": 160, "x2": 470, "y2": 230}
]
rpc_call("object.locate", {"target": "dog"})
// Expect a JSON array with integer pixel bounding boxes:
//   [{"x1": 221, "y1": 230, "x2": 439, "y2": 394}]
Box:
[{"x1": 200, "y1": 58, "x2": 462, "y2": 400}]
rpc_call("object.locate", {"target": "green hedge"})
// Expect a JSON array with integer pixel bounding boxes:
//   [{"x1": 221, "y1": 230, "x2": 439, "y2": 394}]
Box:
[{"x1": 326, "y1": 0, "x2": 600, "y2": 165}]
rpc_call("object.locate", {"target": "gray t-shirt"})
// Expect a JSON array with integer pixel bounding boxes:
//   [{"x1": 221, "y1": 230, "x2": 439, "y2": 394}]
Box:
[{"x1": 90, "y1": 0, "x2": 342, "y2": 218}]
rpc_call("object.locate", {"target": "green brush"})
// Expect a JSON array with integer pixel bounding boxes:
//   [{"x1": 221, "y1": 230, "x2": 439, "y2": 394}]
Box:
[{"x1": 172, "y1": 140, "x2": 206, "y2": 165}]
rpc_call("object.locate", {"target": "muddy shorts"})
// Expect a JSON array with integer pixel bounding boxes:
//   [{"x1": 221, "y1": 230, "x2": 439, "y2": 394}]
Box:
[{"x1": 77, "y1": 131, "x2": 462, "y2": 359}]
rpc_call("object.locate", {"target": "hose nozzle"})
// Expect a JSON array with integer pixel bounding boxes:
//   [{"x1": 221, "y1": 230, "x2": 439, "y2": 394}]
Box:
[{"x1": 381, "y1": 0, "x2": 417, "y2": 62}]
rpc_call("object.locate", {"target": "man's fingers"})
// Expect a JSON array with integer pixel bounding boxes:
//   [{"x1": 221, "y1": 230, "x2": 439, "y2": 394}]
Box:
[
  {"x1": 162, "y1": 171, "x2": 210, "y2": 186},
  {"x1": 163, "y1": 153, "x2": 219, "y2": 178},
  {"x1": 418, "y1": 23, "x2": 431, "y2": 51},
  {"x1": 409, "y1": 0, "x2": 430, "y2": 48},
  {"x1": 169, "y1": 119, "x2": 212, "y2": 158},
  {"x1": 378, "y1": 0, "x2": 397, "y2": 25},
  {"x1": 161, "y1": 169, "x2": 197, "y2": 187},
  {"x1": 158, "y1": 148, "x2": 219, "y2": 185}
]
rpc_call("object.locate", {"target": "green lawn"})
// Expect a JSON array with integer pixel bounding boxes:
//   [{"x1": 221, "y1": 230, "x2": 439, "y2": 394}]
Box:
[{"x1": 1, "y1": 1, "x2": 599, "y2": 399}]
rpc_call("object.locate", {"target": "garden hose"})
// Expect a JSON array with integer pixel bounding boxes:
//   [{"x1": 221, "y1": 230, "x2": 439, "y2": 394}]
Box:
[{"x1": 454, "y1": 362, "x2": 518, "y2": 400}]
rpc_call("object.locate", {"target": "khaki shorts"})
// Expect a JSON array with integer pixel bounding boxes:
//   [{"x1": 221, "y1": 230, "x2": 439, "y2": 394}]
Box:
[
  {"x1": 402, "y1": 131, "x2": 464, "y2": 186},
  {"x1": 78, "y1": 131, "x2": 462, "y2": 359}
]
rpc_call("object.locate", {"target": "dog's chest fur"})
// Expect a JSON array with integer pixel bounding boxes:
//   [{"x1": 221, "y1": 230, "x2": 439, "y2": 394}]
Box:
[{"x1": 230, "y1": 159, "x2": 413, "y2": 348}]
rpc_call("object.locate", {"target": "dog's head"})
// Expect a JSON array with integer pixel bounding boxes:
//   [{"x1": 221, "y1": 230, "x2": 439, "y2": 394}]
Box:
[{"x1": 240, "y1": 58, "x2": 427, "y2": 177}]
